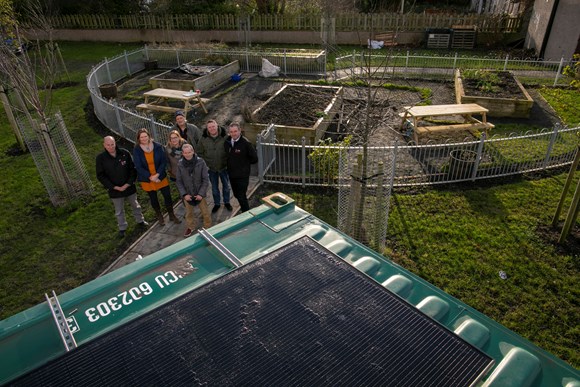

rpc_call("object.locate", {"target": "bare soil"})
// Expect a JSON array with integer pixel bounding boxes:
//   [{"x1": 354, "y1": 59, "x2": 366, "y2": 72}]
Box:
[
  {"x1": 253, "y1": 85, "x2": 337, "y2": 128},
  {"x1": 462, "y1": 71, "x2": 525, "y2": 99}
]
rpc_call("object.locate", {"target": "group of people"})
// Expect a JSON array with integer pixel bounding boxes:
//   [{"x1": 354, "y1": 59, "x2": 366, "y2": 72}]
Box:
[{"x1": 96, "y1": 111, "x2": 257, "y2": 238}]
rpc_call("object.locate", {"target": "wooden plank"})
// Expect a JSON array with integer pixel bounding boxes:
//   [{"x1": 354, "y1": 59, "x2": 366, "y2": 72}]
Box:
[
  {"x1": 415, "y1": 122, "x2": 494, "y2": 134},
  {"x1": 405, "y1": 103, "x2": 488, "y2": 117},
  {"x1": 136, "y1": 103, "x2": 181, "y2": 113}
]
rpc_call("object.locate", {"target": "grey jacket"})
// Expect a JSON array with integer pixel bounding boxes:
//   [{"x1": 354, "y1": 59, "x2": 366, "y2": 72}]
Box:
[
  {"x1": 197, "y1": 127, "x2": 228, "y2": 172},
  {"x1": 175, "y1": 155, "x2": 209, "y2": 198}
]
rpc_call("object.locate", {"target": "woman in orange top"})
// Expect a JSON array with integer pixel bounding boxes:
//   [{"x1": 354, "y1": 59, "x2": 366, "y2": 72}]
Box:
[{"x1": 133, "y1": 128, "x2": 180, "y2": 226}]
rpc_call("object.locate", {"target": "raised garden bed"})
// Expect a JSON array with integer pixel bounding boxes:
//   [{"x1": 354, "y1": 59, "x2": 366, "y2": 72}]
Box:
[
  {"x1": 149, "y1": 60, "x2": 240, "y2": 92},
  {"x1": 246, "y1": 84, "x2": 343, "y2": 144},
  {"x1": 454, "y1": 69, "x2": 533, "y2": 118}
]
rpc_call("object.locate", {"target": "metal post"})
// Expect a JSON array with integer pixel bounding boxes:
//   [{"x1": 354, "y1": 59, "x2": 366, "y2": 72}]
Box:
[
  {"x1": 176, "y1": 49, "x2": 181, "y2": 67},
  {"x1": 144, "y1": 44, "x2": 150, "y2": 61},
  {"x1": 554, "y1": 57, "x2": 564, "y2": 87},
  {"x1": 114, "y1": 101, "x2": 124, "y2": 137},
  {"x1": 301, "y1": 137, "x2": 306, "y2": 188},
  {"x1": 543, "y1": 124, "x2": 560, "y2": 168},
  {"x1": 149, "y1": 115, "x2": 158, "y2": 140},
  {"x1": 105, "y1": 57, "x2": 112, "y2": 83},
  {"x1": 503, "y1": 54, "x2": 509, "y2": 71},
  {"x1": 245, "y1": 49, "x2": 250, "y2": 72},
  {"x1": 283, "y1": 48, "x2": 287, "y2": 76},
  {"x1": 124, "y1": 50, "x2": 132, "y2": 77},
  {"x1": 453, "y1": 52, "x2": 458, "y2": 72},
  {"x1": 405, "y1": 50, "x2": 409, "y2": 78},
  {"x1": 257, "y1": 134, "x2": 264, "y2": 184},
  {"x1": 471, "y1": 133, "x2": 486, "y2": 180}
]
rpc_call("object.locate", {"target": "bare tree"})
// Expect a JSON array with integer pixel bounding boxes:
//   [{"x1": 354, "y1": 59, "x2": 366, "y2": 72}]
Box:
[{"x1": 0, "y1": 0, "x2": 93, "y2": 205}]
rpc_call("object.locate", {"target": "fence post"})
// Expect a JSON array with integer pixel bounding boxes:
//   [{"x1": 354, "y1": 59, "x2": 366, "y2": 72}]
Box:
[
  {"x1": 554, "y1": 57, "x2": 565, "y2": 86},
  {"x1": 105, "y1": 57, "x2": 112, "y2": 83},
  {"x1": 301, "y1": 137, "x2": 306, "y2": 188},
  {"x1": 144, "y1": 44, "x2": 150, "y2": 61},
  {"x1": 149, "y1": 115, "x2": 158, "y2": 140},
  {"x1": 471, "y1": 133, "x2": 486, "y2": 180},
  {"x1": 124, "y1": 50, "x2": 132, "y2": 77},
  {"x1": 452, "y1": 52, "x2": 458, "y2": 72},
  {"x1": 503, "y1": 54, "x2": 509, "y2": 71},
  {"x1": 257, "y1": 134, "x2": 264, "y2": 184},
  {"x1": 245, "y1": 48, "x2": 250, "y2": 72},
  {"x1": 114, "y1": 101, "x2": 124, "y2": 137},
  {"x1": 543, "y1": 124, "x2": 560, "y2": 168},
  {"x1": 176, "y1": 48, "x2": 181, "y2": 67},
  {"x1": 283, "y1": 48, "x2": 287, "y2": 75},
  {"x1": 405, "y1": 50, "x2": 409, "y2": 78}
]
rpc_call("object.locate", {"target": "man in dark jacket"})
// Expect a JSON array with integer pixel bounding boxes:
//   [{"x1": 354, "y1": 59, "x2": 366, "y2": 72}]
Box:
[
  {"x1": 197, "y1": 119, "x2": 231, "y2": 213},
  {"x1": 96, "y1": 136, "x2": 148, "y2": 238},
  {"x1": 224, "y1": 122, "x2": 258, "y2": 213},
  {"x1": 176, "y1": 143, "x2": 212, "y2": 237}
]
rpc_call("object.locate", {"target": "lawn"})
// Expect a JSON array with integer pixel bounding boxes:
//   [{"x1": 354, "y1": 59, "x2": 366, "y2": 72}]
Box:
[{"x1": 0, "y1": 42, "x2": 578, "y2": 369}]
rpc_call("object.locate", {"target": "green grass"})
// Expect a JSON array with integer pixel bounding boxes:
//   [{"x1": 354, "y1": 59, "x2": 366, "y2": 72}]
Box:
[
  {"x1": 257, "y1": 174, "x2": 579, "y2": 368},
  {"x1": 539, "y1": 88, "x2": 580, "y2": 127},
  {"x1": 0, "y1": 41, "x2": 149, "y2": 319}
]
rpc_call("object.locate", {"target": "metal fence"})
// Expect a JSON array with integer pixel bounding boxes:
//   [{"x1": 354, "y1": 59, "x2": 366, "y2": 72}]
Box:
[
  {"x1": 88, "y1": 46, "x2": 579, "y2": 187},
  {"x1": 18, "y1": 112, "x2": 94, "y2": 206},
  {"x1": 256, "y1": 126, "x2": 580, "y2": 188},
  {"x1": 87, "y1": 46, "x2": 326, "y2": 148},
  {"x1": 335, "y1": 51, "x2": 573, "y2": 86}
]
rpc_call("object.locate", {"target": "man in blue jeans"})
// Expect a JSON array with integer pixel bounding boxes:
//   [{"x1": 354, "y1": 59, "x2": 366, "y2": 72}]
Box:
[{"x1": 197, "y1": 119, "x2": 232, "y2": 213}]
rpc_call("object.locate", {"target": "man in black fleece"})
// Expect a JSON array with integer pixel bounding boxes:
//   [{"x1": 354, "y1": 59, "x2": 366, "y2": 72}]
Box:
[
  {"x1": 224, "y1": 122, "x2": 258, "y2": 213},
  {"x1": 96, "y1": 136, "x2": 148, "y2": 238}
]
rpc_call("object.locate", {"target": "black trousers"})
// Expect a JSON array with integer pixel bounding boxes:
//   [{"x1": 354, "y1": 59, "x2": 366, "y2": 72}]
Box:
[
  {"x1": 229, "y1": 177, "x2": 250, "y2": 212},
  {"x1": 147, "y1": 185, "x2": 173, "y2": 211}
]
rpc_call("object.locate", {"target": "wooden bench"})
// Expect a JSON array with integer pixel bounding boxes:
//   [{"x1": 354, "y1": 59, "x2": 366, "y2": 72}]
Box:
[
  {"x1": 399, "y1": 103, "x2": 494, "y2": 143},
  {"x1": 373, "y1": 32, "x2": 398, "y2": 47}
]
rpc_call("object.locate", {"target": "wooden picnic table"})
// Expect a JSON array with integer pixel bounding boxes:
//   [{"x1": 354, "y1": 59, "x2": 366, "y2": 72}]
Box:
[
  {"x1": 399, "y1": 103, "x2": 494, "y2": 144},
  {"x1": 137, "y1": 88, "x2": 208, "y2": 115}
]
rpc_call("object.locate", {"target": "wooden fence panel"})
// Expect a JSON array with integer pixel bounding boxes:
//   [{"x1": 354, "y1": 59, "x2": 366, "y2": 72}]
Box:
[{"x1": 43, "y1": 13, "x2": 522, "y2": 33}]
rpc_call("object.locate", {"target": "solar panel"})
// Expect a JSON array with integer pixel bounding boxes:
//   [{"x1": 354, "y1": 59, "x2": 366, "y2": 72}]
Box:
[{"x1": 14, "y1": 236, "x2": 493, "y2": 386}]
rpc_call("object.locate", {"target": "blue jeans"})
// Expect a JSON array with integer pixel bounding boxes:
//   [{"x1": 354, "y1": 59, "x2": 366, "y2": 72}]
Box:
[{"x1": 208, "y1": 169, "x2": 230, "y2": 205}]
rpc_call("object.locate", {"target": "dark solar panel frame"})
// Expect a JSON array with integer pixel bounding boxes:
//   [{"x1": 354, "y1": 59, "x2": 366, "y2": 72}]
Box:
[{"x1": 13, "y1": 236, "x2": 493, "y2": 386}]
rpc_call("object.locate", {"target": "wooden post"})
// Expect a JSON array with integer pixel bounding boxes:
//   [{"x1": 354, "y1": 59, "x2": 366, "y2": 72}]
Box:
[
  {"x1": 558, "y1": 178, "x2": 580, "y2": 244},
  {"x1": 0, "y1": 85, "x2": 26, "y2": 151},
  {"x1": 552, "y1": 146, "x2": 580, "y2": 226}
]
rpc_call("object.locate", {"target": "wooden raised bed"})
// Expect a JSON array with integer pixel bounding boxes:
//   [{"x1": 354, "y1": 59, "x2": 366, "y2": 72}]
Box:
[{"x1": 454, "y1": 69, "x2": 534, "y2": 118}]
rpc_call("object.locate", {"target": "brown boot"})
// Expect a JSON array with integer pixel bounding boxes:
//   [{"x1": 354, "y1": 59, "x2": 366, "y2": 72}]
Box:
[
  {"x1": 154, "y1": 208, "x2": 165, "y2": 226},
  {"x1": 167, "y1": 206, "x2": 181, "y2": 224}
]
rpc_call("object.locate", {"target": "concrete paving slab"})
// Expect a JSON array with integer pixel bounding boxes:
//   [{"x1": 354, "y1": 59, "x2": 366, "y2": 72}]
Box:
[{"x1": 102, "y1": 176, "x2": 260, "y2": 274}]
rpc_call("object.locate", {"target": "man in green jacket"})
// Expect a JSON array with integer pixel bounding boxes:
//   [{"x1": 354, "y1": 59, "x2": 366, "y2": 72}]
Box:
[{"x1": 197, "y1": 119, "x2": 232, "y2": 213}]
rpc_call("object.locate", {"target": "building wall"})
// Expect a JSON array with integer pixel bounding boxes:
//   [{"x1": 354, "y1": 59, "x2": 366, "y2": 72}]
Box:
[
  {"x1": 525, "y1": 0, "x2": 580, "y2": 60},
  {"x1": 543, "y1": 0, "x2": 580, "y2": 60},
  {"x1": 25, "y1": 28, "x2": 500, "y2": 49}
]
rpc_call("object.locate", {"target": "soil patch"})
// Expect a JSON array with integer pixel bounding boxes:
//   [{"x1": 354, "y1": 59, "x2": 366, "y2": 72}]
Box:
[
  {"x1": 462, "y1": 71, "x2": 525, "y2": 99},
  {"x1": 253, "y1": 85, "x2": 337, "y2": 128}
]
